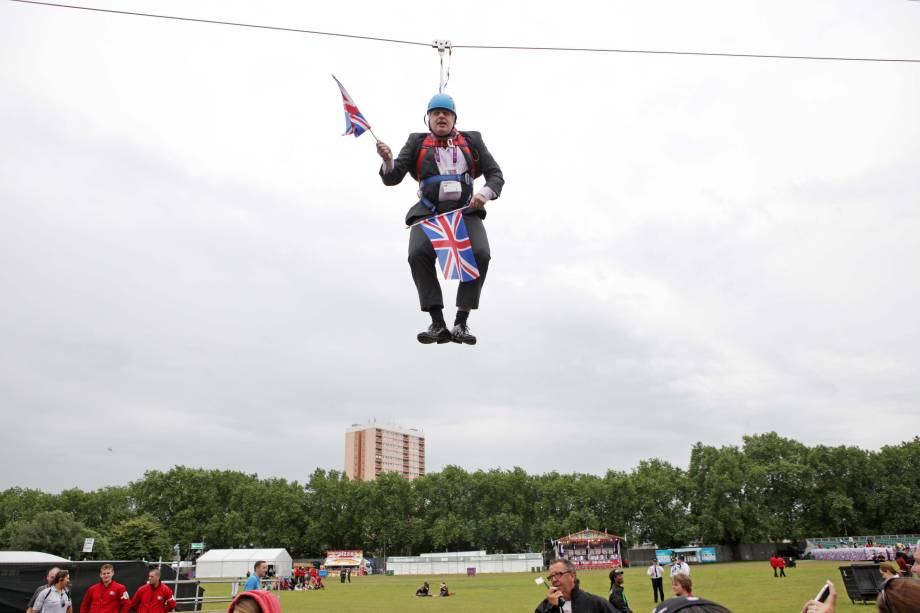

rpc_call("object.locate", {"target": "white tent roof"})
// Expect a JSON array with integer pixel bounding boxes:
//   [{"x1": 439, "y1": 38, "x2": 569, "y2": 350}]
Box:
[
  {"x1": 196, "y1": 549, "x2": 291, "y2": 562},
  {"x1": 0, "y1": 551, "x2": 70, "y2": 563}
]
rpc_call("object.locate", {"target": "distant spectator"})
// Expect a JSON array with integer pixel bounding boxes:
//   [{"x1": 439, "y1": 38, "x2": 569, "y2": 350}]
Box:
[
  {"x1": 608, "y1": 568, "x2": 632, "y2": 613},
  {"x1": 770, "y1": 555, "x2": 780, "y2": 578},
  {"x1": 777, "y1": 556, "x2": 787, "y2": 578},
  {"x1": 339, "y1": 569, "x2": 346, "y2": 584},
  {"x1": 652, "y1": 596, "x2": 732, "y2": 613},
  {"x1": 32, "y1": 571, "x2": 71, "y2": 613},
  {"x1": 415, "y1": 582, "x2": 430, "y2": 597},
  {"x1": 439, "y1": 582, "x2": 449, "y2": 597},
  {"x1": 647, "y1": 560, "x2": 665, "y2": 603},
  {"x1": 80, "y1": 564, "x2": 130, "y2": 613},
  {"x1": 671, "y1": 557, "x2": 690, "y2": 577},
  {"x1": 26, "y1": 567, "x2": 61, "y2": 613},
  {"x1": 672, "y1": 574, "x2": 693, "y2": 598},
  {"x1": 895, "y1": 552, "x2": 908, "y2": 573},
  {"x1": 244, "y1": 561, "x2": 267, "y2": 592},
  {"x1": 128, "y1": 570, "x2": 175, "y2": 613}
]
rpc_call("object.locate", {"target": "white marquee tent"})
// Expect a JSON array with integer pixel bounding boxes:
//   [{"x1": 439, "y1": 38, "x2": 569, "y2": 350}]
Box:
[
  {"x1": 195, "y1": 548, "x2": 292, "y2": 579},
  {"x1": 386, "y1": 551, "x2": 543, "y2": 575},
  {"x1": 0, "y1": 552, "x2": 69, "y2": 563}
]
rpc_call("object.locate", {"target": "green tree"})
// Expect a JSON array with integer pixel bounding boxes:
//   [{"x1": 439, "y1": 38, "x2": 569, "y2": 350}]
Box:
[
  {"x1": 109, "y1": 514, "x2": 171, "y2": 560},
  {"x1": 5, "y1": 510, "x2": 110, "y2": 559},
  {"x1": 629, "y1": 459, "x2": 692, "y2": 547}
]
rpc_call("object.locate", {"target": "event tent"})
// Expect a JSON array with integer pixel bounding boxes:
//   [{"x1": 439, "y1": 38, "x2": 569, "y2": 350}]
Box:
[
  {"x1": 0, "y1": 552, "x2": 69, "y2": 564},
  {"x1": 195, "y1": 549, "x2": 292, "y2": 579}
]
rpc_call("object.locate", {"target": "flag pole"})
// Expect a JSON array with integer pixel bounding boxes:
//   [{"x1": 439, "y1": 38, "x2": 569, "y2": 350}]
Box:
[{"x1": 405, "y1": 205, "x2": 471, "y2": 229}]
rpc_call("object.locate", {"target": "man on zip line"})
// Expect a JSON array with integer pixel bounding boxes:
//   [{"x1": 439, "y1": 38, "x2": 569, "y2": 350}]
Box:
[{"x1": 376, "y1": 93, "x2": 504, "y2": 345}]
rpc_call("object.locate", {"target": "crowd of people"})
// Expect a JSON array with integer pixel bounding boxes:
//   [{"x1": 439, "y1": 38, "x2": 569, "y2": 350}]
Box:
[
  {"x1": 530, "y1": 553, "x2": 920, "y2": 613},
  {"x1": 243, "y1": 561, "x2": 330, "y2": 591}
]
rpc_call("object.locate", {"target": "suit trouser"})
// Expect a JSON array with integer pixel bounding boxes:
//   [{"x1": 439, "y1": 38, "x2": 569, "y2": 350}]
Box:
[
  {"x1": 408, "y1": 214, "x2": 490, "y2": 311},
  {"x1": 651, "y1": 578, "x2": 664, "y2": 602}
]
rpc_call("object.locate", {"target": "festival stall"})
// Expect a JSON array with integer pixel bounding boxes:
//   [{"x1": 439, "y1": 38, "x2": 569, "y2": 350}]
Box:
[
  {"x1": 553, "y1": 530, "x2": 624, "y2": 569},
  {"x1": 655, "y1": 547, "x2": 718, "y2": 565},
  {"x1": 323, "y1": 550, "x2": 371, "y2": 574}
]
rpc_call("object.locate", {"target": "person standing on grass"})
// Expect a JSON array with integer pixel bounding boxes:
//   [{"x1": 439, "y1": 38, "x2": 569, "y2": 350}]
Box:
[
  {"x1": 670, "y1": 556, "x2": 690, "y2": 578},
  {"x1": 777, "y1": 555, "x2": 786, "y2": 578},
  {"x1": 608, "y1": 568, "x2": 632, "y2": 613},
  {"x1": 534, "y1": 558, "x2": 616, "y2": 612},
  {"x1": 26, "y1": 567, "x2": 61, "y2": 613},
  {"x1": 80, "y1": 564, "x2": 130, "y2": 613},
  {"x1": 128, "y1": 570, "x2": 175, "y2": 613},
  {"x1": 648, "y1": 560, "x2": 665, "y2": 603},
  {"x1": 243, "y1": 561, "x2": 267, "y2": 592},
  {"x1": 31, "y1": 571, "x2": 71, "y2": 613},
  {"x1": 671, "y1": 574, "x2": 693, "y2": 598}
]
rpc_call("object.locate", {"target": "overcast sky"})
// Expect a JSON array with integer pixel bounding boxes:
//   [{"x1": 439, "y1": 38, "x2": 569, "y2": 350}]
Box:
[{"x1": 1, "y1": 0, "x2": 918, "y2": 492}]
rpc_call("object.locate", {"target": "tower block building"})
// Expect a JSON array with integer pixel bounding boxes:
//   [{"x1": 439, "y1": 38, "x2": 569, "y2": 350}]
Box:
[{"x1": 345, "y1": 423, "x2": 425, "y2": 481}]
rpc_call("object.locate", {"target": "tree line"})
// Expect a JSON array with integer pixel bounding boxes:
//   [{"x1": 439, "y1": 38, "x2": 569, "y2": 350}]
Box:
[{"x1": 2, "y1": 433, "x2": 918, "y2": 561}]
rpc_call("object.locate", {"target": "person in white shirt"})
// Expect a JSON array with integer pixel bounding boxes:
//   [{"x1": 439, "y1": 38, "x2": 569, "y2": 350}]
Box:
[
  {"x1": 670, "y1": 556, "x2": 690, "y2": 578},
  {"x1": 31, "y1": 571, "x2": 71, "y2": 613},
  {"x1": 647, "y1": 561, "x2": 665, "y2": 603}
]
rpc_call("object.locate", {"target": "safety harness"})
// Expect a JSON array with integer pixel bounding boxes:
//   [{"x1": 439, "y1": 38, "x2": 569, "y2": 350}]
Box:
[{"x1": 416, "y1": 132, "x2": 477, "y2": 213}]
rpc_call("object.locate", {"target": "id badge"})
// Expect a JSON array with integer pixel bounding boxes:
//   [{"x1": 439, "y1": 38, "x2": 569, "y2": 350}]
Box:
[{"x1": 439, "y1": 180, "x2": 462, "y2": 201}]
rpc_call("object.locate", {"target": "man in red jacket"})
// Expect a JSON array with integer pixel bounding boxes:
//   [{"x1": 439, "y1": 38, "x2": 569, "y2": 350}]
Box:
[
  {"x1": 80, "y1": 565, "x2": 130, "y2": 613},
  {"x1": 129, "y1": 570, "x2": 175, "y2": 613}
]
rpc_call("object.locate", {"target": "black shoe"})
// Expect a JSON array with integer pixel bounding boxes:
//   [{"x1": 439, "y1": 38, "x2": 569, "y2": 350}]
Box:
[
  {"x1": 417, "y1": 322, "x2": 451, "y2": 344},
  {"x1": 451, "y1": 323, "x2": 477, "y2": 345}
]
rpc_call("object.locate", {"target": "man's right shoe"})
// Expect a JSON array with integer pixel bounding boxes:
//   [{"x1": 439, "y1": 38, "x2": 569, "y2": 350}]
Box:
[{"x1": 417, "y1": 322, "x2": 452, "y2": 344}]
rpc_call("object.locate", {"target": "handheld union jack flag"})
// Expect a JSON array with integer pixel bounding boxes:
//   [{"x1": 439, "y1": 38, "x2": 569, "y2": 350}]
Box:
[
  {"x1": 332, "y1": 75, "x2": 372, "y2": 138},
  {"x1": 420, "y1": 209, "x2": 480, "y2": 282}
]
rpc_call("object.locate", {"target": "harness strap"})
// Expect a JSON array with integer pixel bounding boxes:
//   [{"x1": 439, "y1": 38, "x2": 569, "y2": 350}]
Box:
[
  {"x1": 419, "y1": 173, "x2": 473, "y2": 188},
  {"x1": 415, "y1": 132, "x2": 477, "y2": 179}
]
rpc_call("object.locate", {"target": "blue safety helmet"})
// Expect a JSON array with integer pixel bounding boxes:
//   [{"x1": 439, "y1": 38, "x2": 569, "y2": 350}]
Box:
[{"x1": 427, "y1": 93, "x2": 457, "y2": 116}]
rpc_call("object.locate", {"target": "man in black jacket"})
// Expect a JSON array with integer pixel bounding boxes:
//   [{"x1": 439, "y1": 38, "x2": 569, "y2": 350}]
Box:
[
  {"x1": 535, "y1": 559, "x2": 616, "y2": 613},
  {"x1": 377, "y1": 93, "x2": 504, "y2": 345},
  {"x1": 608, "y1": 568, "x2": 632, "y2": 613}
]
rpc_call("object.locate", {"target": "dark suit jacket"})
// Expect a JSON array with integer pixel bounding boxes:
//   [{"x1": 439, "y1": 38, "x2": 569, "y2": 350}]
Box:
[
  {"x1": 535, "y1": 586, "x2": 617, "y2": 613},
  {"x1": 379, "y1": 131, "x2": 504, "y2": 225}
]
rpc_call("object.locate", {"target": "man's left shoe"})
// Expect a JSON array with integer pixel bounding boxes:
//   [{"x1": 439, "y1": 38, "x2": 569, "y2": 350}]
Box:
[{"x1": 451, "y1": 323, "x2": 477, "y2": 345}]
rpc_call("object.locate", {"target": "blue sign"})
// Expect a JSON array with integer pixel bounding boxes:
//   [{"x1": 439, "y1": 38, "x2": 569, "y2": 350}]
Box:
[
  {"x1": 655, "y1": 549, "x2": 674, "y2": 565},
  {"x1": 700, "y1": 547, "x2": 717, "y2": 563}
]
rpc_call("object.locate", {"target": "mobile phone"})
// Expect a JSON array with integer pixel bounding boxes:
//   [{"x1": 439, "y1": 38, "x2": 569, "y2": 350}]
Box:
[{"x1": 815, "y1": 583, "x2": 831, "y2": 603}]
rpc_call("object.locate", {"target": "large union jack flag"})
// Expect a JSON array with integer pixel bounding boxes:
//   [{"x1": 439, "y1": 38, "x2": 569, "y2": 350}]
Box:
[
  {"x1": 420, "y1": 209, "x2": 480, "y2": 282},
  {"x1": 332, "y1": 75, "x2": 371, "y2": 137}
]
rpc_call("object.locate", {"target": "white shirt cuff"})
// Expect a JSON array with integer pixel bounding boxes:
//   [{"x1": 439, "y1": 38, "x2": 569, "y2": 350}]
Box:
[
  {"x1": 381, "y1": 158, "x2": 395, "y2": 174},
  {"x1": 476, "y1": 185, "x2": 496, "y2": 201}
]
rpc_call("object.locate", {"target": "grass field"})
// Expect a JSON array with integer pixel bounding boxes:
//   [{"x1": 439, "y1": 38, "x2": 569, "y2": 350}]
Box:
[{"x1": 202, "y1": 560, "x2": 875, "y2": 612}]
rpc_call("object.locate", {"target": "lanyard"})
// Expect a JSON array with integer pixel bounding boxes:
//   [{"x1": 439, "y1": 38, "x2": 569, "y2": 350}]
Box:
[{"x1": 433, "y1": 146, "x2": 458, "y2": 167}]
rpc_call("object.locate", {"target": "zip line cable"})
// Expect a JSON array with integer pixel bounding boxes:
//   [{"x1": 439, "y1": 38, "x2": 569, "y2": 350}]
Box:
[{"x1": 8, "y1": 0, "x2": 920, "y2": 64}]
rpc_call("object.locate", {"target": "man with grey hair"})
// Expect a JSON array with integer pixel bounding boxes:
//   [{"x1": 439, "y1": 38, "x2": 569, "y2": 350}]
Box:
[
  {"x1": 535, "y1": 558, "x2": 616, "y2": 612},
  {"x1": 26, "y1": 568, "x2": 62, "y2": 613}
]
